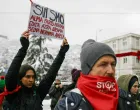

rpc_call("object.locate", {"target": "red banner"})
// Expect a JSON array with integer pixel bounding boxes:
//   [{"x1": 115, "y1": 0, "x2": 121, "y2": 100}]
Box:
[{"x1": 116, "y1": 51, "x2": 140, "y2": 60}]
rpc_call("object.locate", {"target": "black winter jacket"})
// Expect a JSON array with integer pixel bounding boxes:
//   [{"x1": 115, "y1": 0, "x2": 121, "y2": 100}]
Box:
[
  {"x1": 118, "y1": 88, "x2": 137, "y2": 110},
  {"x1": 62, "y1": 83, "x2": 76, "y2": 96},
  {"x1": 55, "y1": 88, "x2": 137, "y2": 110},
  {"x1": 49, "y1": 85, "x2": 64, "y2": 108},
  {"x1": 3, "y1": 47, "x2": 65, "y2": 110}
]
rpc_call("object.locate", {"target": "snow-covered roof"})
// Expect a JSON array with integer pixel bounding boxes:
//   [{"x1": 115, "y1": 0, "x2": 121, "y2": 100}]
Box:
[{"x1": 103, "y1": 33, "x2": 140, "y2": 43}]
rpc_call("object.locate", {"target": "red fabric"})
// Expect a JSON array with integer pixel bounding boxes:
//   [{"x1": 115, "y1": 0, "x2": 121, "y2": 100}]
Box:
[
  {"x1": 77, "y1": 73, "x2": 119, "y2": 110},
  {"x1": 0, "y1": 92, "x2": 5, "y2": 104},
  {"x1": 116, "y1": 51, "x2": 140, "y2": 60},
  {"x1": 0, "y1": 76, "x2": 5, "y2": 80},
  {"x1": 0, "y1": 86, "x2": 21, "y2": 104}
]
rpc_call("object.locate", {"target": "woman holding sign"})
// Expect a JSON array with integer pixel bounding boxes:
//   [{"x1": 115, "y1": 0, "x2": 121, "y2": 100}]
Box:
[{"x1": 3, "y1": 31, "x2": 69, "y2": 110}]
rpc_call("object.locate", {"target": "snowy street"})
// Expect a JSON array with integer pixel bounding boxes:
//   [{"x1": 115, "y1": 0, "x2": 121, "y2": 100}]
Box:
[{"x1": 43, "y1": 99, "x2": 51, "y2": 110}]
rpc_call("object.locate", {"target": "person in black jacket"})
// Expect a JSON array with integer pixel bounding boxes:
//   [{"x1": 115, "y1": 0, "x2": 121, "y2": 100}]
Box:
[
  {"x1": 49, "y1": 79, "x2": 64, "y2": 110},
  {"x1": 117, "y1": 74, "x2": 140, "y2": 110},
  {"x1": 3, "y1": 30, "x2": 69, "y2": 110}
]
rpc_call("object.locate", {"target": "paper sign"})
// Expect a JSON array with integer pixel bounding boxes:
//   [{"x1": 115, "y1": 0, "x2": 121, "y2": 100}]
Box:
[{"x1": 28, "y1": 3, "x2": 65, "y2": 39}]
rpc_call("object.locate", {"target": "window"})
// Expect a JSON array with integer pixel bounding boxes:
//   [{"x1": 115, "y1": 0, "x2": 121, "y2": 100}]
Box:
[
  {"x1": 123, "y1": 57, "x2": 127, "y2": 63},
  {"x1": 136, "y1": 38, "x2": 139, "y2": 47},
  {"x1": 136, "y1": 57, "x2": 139, "y2": 63},
  {"x1": 113, "y1": 41, "x2": 116, "y2": 49},
  {"x1": 123, "y1": 38, "x2": 127, "y2": 47}
]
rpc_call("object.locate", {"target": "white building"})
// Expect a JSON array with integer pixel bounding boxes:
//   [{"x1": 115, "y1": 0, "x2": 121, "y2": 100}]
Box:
[{"x1": 103, "y1": 33, "x2": 140, "y2": 80}]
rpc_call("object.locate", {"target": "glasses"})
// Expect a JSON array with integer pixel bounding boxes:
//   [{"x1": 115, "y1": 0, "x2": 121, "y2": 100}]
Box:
[
  {"x1": 132, "y1": 85, "x2": 139, "y2": 88},
  {"x1": 55, "y1": 83, "x2": 61, "y2": 85}
]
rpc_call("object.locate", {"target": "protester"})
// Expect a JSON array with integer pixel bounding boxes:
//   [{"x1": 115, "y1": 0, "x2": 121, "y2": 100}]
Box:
[
  {"x1": 55, "y1": 39, "x2": 140, "y2": 110},
  {"x1": 55, "y1": 39, "x2": 118, "y2": 110},
  {"x1": 61, "y1": 68, "x2": 81, "y2": 96},
  {"x1": 3, "y1": 30, "x2": 69, "y2": 110},
  {"x1": 118, "y1": 74, "x2": 140, "y2": 109},
  {"x1": 49, "y1": 79, "x2": 64, "y2": 110}
]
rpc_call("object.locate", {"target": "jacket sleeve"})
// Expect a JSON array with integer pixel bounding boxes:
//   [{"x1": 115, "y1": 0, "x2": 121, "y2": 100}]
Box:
[
  {"x1": 38, "y1": 52, "x2": 65, "y2": 101},
  {"x1": 49, "y1": 86, "x2": 57, "y2": 97},
  {"x1": 5, "y1": 48, "x2": 27, "y2": 91},
  {"x1": 62, "y1": 83, "x2": 76, "y2": 96}
]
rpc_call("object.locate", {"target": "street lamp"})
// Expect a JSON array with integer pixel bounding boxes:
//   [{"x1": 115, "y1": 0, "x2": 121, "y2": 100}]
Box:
[{"x1": 96, "y1": 29, "x2": 102, "y2": 41}]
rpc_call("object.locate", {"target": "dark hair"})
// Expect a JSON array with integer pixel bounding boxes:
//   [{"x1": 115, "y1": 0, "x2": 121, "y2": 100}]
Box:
[{"x1": 19, "y1": 64, "x2": 36, "y2": 80}]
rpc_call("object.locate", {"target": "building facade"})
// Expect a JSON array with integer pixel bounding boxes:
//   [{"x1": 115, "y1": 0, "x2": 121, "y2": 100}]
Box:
[{"x1": 103, "y1": 33, "x2": 140, "y2": 79}]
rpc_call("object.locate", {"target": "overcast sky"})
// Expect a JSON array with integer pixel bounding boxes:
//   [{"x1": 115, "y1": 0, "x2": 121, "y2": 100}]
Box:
[{"x1": 1, "y1": 0, "x2": 140, "y2": 45}]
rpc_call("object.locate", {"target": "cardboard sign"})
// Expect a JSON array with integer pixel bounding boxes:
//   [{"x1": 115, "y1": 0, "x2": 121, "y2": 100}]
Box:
[{"x1": 28, "y1": 3, "x2": 65, "y2": 39}]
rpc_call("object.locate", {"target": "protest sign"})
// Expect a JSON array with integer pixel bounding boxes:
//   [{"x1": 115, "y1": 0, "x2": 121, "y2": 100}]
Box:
[{"x1": 28, "y1": 2, "x2": 65, "y2": 39}]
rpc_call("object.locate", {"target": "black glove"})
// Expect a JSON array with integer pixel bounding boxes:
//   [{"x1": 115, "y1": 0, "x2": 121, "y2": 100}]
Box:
[
  {"x1": 59, "y1": 44, "x2": 69, "y2": 56},
  {"x1": 20, "y1": 37, "x2": 29, "y2": 51}
]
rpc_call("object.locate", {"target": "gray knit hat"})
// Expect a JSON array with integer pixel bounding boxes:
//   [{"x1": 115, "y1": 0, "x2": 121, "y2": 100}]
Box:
[{"x1": 80, "y1": 39, "x2": 116, "y2": 74}]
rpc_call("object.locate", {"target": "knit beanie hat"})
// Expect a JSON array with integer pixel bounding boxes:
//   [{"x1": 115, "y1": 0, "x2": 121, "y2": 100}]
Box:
[
  {"x1": 71, "y1": 69, "x2": 77, "y2": 75},
  {"x1": 71, "y1": 69, "x2": 81, "y2": 82},
  {"x1": 19, "y1": 64, "x2": 36, "y2": 80},
  {"x1": 80, "y1": 39, "x2": 116, "y2": 74},
  {"x1": 128, "y1": 76, "x2": 138, "y2": 92}
]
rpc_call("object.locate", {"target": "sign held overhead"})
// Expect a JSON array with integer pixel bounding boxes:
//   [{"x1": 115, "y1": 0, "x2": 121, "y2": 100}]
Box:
[{"x1": 28, "y1": 3, "x2": 65, "y2": 39}]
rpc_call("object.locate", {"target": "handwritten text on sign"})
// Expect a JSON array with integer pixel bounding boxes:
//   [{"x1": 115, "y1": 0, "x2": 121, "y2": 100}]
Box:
[{"x1": 28, "y1": 3, "x2": 65, "y2": 39}]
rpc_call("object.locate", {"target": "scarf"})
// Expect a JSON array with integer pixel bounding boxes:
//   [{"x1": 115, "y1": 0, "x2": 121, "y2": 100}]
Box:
[{"x1": 77, "y1": 73, "x2": 119, "y2": 110}]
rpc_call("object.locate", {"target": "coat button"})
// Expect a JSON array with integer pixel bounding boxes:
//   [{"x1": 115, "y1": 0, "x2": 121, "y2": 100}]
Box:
[
  {"x1": 128, "y1": 94, "x2": 131, "y2": 97},
  {"x1": 71, "y1": 102, "x2": 74, "y2": 106}
]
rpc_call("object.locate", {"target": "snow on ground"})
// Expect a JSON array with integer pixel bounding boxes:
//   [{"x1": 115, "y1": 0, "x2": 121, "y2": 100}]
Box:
[{"x1": 43, "y1": 99, "x2": 51, "y2": 110}]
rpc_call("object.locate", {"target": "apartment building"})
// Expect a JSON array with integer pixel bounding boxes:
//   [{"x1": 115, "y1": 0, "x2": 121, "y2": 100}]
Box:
[{"x1": 103, "y1": 33, "x2": 140, "y2": 79}]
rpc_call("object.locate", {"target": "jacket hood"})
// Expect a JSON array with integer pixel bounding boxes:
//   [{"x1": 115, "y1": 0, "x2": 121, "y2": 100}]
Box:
[{"x1": 117, "y1": 74, "x2": 137, "y2": 92}]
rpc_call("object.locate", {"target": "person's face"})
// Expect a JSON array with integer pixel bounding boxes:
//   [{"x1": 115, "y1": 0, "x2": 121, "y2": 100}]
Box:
[
  {"x1": 130, "y1": 81, "x2": 139, "y2": 94},
  {"x1": 21, "y1": 70, "x2": 35, "y2": 88},
  {"x1": 89, "y1": 55, "x2": 116, "y2": 77},
  {"x1": 55, "y1": 80, "x2": 61, "y2": 85}
]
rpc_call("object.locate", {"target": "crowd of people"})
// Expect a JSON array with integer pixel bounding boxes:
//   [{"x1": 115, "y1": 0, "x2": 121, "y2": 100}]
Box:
[{"x1": 0, "y1": 30, "x2": 140, "y2": 110}]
